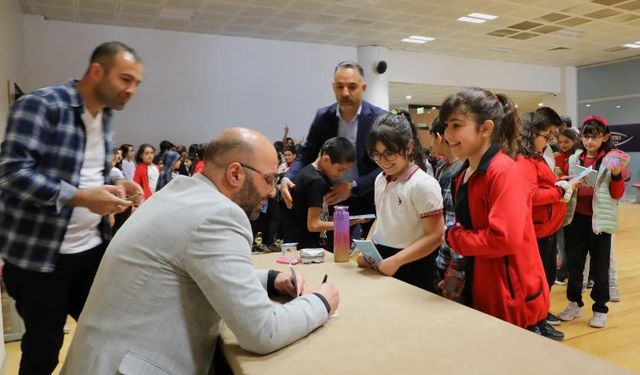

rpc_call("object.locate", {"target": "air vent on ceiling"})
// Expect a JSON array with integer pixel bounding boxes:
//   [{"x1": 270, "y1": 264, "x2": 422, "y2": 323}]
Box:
[
  {"x1": 159, "y1": 7, "x2": 196, "y2": 21},
  {"x1": 486, "y1": 29, "x2": 518, "y2": 37},
  {"x1": 532, "y1": 25, "x2": 563, "y2": 34},
  {"x1": 539, "y1": 13, "x2": 570, "y2": 22},
  {"x1": 508, "y1": 32, "x2": 539, "y2": 40},
  {"x1": 584, "y1": 9, "x2": 620, "y2": 19},
  {"x1": 547, "y1": 47, "x2": 570, "y2": 51},
  {"x1": 509, "y1": 21, "x2": 543, "y2": 30},
  {"x1": 557, "y1": 17, "x2": 591, "y2": 26}
]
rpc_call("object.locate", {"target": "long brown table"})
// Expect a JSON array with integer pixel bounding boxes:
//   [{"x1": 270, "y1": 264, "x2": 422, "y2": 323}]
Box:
[{"x1": 219, "y1": 252, "x2": 633, "y2": 375}]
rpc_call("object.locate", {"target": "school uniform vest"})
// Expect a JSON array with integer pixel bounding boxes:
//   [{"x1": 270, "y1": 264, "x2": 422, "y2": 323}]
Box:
[{"x1": 564, "y1": 149, "x2": 618, "y2": 234}]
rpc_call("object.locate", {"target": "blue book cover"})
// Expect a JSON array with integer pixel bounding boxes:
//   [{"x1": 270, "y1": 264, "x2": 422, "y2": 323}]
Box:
[{"x1": 353, "y1": 239, "x2": 383, "y2": 267}]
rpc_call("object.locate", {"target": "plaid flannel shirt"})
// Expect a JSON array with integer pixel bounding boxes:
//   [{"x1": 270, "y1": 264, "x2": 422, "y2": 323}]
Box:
[{"x1": 0, "y1": 80, "x2": 114, "y2": 272}]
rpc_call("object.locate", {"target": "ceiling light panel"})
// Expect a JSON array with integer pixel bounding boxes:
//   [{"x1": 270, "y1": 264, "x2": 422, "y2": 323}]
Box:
[
  {"x1": 458, "y1": 16, "x2": 486, "y2": 24},
  {"x1": 468, "y1": 13, "x2": 498, "y2": 20}
]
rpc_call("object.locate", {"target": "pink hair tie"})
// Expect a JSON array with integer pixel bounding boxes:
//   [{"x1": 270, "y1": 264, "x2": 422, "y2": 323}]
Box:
[{"x1": 581, "y1": 114, "x2": 608, "y2": 127}]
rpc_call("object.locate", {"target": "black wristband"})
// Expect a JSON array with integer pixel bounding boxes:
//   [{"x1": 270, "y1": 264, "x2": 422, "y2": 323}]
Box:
[
  {"x1": 267, "y1": 270, "x2": 281, "y2": 296},
  {"x1": 312, "y1": 292, "x2": 331, "y2": 314},
  {"x1": 611, "y1": 172, "x2": 622, "y2": 181},
  {"x1": 556, "y1": 185, "x2": 566, "y2": 196}
]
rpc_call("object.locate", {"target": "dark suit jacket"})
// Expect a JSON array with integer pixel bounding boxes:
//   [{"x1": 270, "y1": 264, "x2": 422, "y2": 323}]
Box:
[{"x1": 285, "y1": 101, "x2": 386, "y2": 203}]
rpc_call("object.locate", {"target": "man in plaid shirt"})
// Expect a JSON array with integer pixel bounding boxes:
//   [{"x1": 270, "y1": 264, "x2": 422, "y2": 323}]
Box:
[{"x1": 0, "y1": 41, "x2": 144, "y2": 374}]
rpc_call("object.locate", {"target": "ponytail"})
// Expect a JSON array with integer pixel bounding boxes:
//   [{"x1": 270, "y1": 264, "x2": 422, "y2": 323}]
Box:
[
  {"x1": 495, "y1": 94, "x2": 521, "y2": 159},
  {"x1": 440, "y1": 87, "x2": 521, "y2": 160}
]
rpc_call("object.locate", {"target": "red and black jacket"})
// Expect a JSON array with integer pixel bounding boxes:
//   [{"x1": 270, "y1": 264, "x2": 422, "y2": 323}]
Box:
[{"x1": 446, "y1": 146, "x2": 549, "y2": 328}]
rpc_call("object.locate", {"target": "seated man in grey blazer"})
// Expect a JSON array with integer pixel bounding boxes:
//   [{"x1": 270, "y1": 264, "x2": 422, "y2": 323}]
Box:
[{"x1": 62, "y1": 128, "x2": 339, "y2": 375}]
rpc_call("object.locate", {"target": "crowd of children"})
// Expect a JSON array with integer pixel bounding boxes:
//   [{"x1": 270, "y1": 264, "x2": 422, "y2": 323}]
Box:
[{"x1": 111, "y1": 89, "x2": 630, "y2": 338}]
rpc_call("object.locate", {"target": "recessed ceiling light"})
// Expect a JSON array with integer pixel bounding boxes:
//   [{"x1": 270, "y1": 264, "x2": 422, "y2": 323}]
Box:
[
  {"x1": 401, "y1": 38, "x2": 426, "y2": 44},
  {"x1": 515, "y1": 104, "x2": 518, "y2": 108},
  {"x1": 409, "y1": 35, "x2": 435, "y2": 41},
  {"x1": 538, "y1": 102, "x2": 544, "y2": 107},
  {"x1": 406, "y1": 95, "x2": 412, "y2": 99},
  {"x1": 458, "y1": 16, "x2": 486, "y2": 24},
  {"x1": 616, "y1": 105, "x2": 621, "y2": 108},
  {"x1": 585, "y1": 104, "x2": 591, "y2": 107},
  {"x1": 401, "y1": 35, "x2": 435, "y2": 44},
  {"x1": 468, "y1": 13, "x2": 498, "y2": 20},
  {"x1": 623, "y1": 43, "x2": 640, "y2": 48}
]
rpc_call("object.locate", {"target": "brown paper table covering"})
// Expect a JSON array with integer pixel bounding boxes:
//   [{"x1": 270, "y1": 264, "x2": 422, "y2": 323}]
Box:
[{"x1": 219, "y1": 252, "x2": 633, "y2": 375}]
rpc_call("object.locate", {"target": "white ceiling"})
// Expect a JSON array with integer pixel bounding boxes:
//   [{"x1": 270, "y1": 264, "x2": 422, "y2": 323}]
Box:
[
  {"x1": 19, "y1": 0, "x2": 640, "y2": 67},
  {"x1": 19, "y1": 0, "x2": 640, "y2": 109}
]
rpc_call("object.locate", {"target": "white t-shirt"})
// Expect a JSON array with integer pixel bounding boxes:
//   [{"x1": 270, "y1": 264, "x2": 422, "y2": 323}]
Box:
[
  {"x1": 148, "y1": 164, "x2": 159, "y2": 193},
  {"x1": 59, "y1": 108, "x2": 105, "y2": 254},
  {"x1": 372, "y1": 164, "x2": 443, "y2": 249}
]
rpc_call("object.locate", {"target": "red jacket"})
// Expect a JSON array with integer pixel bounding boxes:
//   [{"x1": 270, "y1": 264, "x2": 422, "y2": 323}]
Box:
[
  {"x1": 133, "y1": 163, "x2": 157, "y2": 199},
  {"x1": 446, "y1": 147, "x2": 549, "y2": 328},
  {"x1": 516, "y1": 155, "x2": 567, "y2": 238},
  {"x1": 554, "y1": 150, "x2": 572, "y2": 176}
]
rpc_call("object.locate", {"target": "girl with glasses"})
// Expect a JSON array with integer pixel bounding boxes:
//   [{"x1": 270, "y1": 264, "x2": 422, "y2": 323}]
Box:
[
  {"x1": 356, "y1": 113, "x2": 444, "y2": 292},
  {"x1": 515, "y1": 112, "x2": 574, "y2": 340}
]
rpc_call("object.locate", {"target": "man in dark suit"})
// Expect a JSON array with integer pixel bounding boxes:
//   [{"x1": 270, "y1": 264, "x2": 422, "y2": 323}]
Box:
[{"x1": 280, "y1": 61, "x2": 386, "y2": 215}]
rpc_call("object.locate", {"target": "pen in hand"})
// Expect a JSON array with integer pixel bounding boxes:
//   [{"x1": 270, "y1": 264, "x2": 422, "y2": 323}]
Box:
[{"x1": 322, "y1": 274, "x2": 328, "y2": 284}]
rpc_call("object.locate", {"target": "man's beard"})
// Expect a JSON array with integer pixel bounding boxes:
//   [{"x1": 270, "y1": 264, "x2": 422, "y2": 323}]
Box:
[{"x1": 233, "y1": 177, "x2": 263, "y2": 220}]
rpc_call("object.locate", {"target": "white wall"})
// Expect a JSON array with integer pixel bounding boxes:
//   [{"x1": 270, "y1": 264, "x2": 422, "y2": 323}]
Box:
[
  {"x1": 0, "y1": 0, "x2": 27, "y2": 138},
  {"x1": 21, "y1": 16, "x2": 569, "y2": 148},
  {"x1": 388, "y1": 50, "x2": 562, "y2": 93},
  {"x1": 21, "y1": 15, "x2": 354, "y2": 147}
]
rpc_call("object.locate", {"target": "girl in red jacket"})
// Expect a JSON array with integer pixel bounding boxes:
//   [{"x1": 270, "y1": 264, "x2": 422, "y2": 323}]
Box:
[
  {"x1": 440, "y1": 87, "x2": 549, "y2": 331},
  {"x1": 133, "y1": 143, "x2": 159, "y2": 199},
  {"x1": 516, "y1": 112, "x2": 572, "y2": 340}
]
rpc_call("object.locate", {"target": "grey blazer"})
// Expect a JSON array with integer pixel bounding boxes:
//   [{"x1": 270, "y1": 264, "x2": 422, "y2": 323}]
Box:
[{"x1": 61, "y1": 174, "x2": 329, "y2": 374}]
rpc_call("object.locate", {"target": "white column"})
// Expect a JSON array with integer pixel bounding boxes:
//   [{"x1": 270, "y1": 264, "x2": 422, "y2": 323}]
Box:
[
  {"x1": 563, "y1": 66, "x2": 578, "y2": 125},
  {"x1": 357, "y1": 46, "x2": 389, "y2": 110}
]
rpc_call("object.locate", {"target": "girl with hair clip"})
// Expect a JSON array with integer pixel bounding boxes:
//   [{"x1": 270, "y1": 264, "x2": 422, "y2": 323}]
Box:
[
  {"x1": 357, "y1": 113, "x2": 444, "y2": 292},
  {"x1": 440, "y1": 87, "x2": 549, "y2": 331},
  {"x1": 558, "y1": 115, "x2": 629, "y2": 328},
  {"x1": 515, "y1": 112, "x2": 573, "y2": 340}
]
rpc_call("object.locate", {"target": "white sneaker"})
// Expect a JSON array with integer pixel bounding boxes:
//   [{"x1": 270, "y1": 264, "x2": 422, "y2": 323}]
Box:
[
  {"x1": 558, "y1": 302, "x2": 583, "y2": 321},
  {"x1": 589, "y1": 312, "x2": 607, "y2": 328},
  {"x1": 610, "y1": 287, "x2": 621, "y2": 302}
]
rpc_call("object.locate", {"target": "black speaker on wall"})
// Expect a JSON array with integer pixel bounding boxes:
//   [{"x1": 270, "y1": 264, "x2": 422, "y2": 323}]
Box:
[{"x1": 375, "y1": 61, "x2": 387, "y2": 74}]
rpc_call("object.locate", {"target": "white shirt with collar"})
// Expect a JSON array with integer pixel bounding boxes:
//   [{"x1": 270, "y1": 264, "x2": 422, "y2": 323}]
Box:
[{"x1": 372, "y1": 163, "x2": 443, "y2": 249}]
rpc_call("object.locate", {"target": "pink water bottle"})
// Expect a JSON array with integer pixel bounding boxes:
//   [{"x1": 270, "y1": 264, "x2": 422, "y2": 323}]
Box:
[{"x1": 333, "y1": 205, "x2": 350, "y2": 262}]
